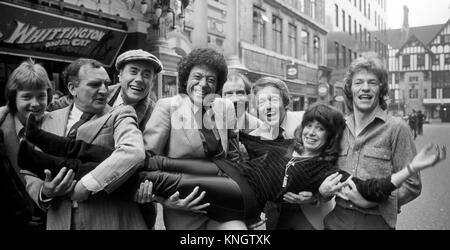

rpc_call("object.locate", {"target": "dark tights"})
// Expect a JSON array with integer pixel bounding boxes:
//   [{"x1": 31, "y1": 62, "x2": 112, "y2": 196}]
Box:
[{"x1": 19, "y1": 129, "x2": 251, "y2": 222}]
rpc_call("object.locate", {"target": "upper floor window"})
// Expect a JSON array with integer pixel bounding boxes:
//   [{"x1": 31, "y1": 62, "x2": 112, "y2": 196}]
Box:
[
  {"x1": 272, "y1": 16, "x2": 283, "y2": 53},
  {"x1": 417, "y1": 54, "x2": 425, "y2": 67},
  {"x1": 403, "y1": 55, "x2": 411, "y2": 68},
  {"x1": 288, "y1": 24, "x2": 297, "y2": 58},
  {"x1": 252, "y1": 7, "x2": 266, "y2": 48},
  {"x1": 445, "y1": 54, "x2": 450, "y2": 65}
]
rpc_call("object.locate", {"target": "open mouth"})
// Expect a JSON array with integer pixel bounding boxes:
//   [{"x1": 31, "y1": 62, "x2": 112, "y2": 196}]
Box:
[
  {"x1": 130, "y1": 86, "x2": 145, "y2": 92},
  {"x1": 358, "y1": 95, "x2": 373, "y2": 101},
  {"x1": 304, "y1": 137, "x2": 318, "y2": 144},
  {"x1": 265, "y1": 109, "x2": 277, "y2": 119}
]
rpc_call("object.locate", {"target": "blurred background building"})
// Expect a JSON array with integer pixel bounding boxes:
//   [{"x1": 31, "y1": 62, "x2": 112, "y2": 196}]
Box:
[{"x1": 387, "y1": 5, "x2": 450, "y2": 122}]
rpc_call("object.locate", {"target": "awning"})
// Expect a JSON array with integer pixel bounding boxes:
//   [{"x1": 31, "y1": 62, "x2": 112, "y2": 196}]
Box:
[{"x1": 0, "y1": 1, "x2": 128, "y2": 67}]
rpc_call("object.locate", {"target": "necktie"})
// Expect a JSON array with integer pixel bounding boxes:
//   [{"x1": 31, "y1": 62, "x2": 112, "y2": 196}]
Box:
[
  {"x1": 67, "y1": 112, "x2": 94, "y2": 139},
  {"x1": 18, "y1": 128, "x2": 25, "y2": 140},
  {"x1": 198, "y1": 108, "x2": 221, "y2": 156}
]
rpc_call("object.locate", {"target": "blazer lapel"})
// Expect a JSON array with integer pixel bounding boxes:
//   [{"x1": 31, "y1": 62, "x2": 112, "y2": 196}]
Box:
[
  {"x1": 1, "y1": 113, "x2": 21, "y2": 175},
  {"x1": 81, "y1": 105, "x2": 113, "y2": 144},
  {"x1": 42, "y1": 106, "x2": 71, "y2": 137}
]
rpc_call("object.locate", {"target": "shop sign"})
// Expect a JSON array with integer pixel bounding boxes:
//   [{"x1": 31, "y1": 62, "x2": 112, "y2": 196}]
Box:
[
  {"x1": 286, "y1": 64, "x2": 298, "y2": 80},
  {"x1": 318, "y1": 83, "x2": 329, "y2": 97},
  {"x1": 0, "y1": 2, "x2": 127, "y2": 66}
]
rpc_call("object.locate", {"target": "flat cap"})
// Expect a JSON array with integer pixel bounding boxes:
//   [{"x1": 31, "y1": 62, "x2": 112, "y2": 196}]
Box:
[{"x1": 115, "y1": 49, "x2": 163, "y2": 73}]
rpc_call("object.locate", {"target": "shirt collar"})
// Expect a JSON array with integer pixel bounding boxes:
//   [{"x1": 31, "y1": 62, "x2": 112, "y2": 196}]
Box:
[
  {"x1": 71, "y1": 104, "x2": 84, "y2": 120},
  {"x1": 346, "y1": 106, "x2": 387, "y2": 135},
  {"x1": 14, "y1": 115, "x2": 24, "y2": 136},
  {"x1": 113, "y1": 92, "x2": 124, "y2": 108}
]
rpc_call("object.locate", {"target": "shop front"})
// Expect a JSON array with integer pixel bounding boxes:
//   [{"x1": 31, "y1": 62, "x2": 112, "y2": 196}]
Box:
[{"x1": 0, "y1": 1, "x2": 128, "y2": 105}]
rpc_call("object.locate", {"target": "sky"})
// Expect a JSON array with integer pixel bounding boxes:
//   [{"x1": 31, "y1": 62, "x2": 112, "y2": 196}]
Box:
[{"x1": 387, "y1": 0, "x2": 450, "y2": 29}]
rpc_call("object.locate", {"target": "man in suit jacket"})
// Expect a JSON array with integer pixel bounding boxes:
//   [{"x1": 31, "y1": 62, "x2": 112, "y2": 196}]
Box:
[
  {"x1": 249, "y1": 77, "x2": 334, "y2": 230},
  {"x1": 143, "y1": 48, "x2": 247, "y2": 230},
  {"x1": 23, "y1": 58, "x2": 147, "y2": 230}
]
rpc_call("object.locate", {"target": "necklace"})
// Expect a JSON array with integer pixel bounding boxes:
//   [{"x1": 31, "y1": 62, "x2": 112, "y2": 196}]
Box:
[{"x1": 282, "y1": 157, "x2": 308, "y2": 189}]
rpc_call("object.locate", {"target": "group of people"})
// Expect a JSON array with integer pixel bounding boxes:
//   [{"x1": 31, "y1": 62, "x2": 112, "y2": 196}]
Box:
[
  {"x1": 0, "y1": 47, "x2": 446, "y2": 230},
  {"x1": 408, "y1": 110, "x2": 426, "y2": 140}
]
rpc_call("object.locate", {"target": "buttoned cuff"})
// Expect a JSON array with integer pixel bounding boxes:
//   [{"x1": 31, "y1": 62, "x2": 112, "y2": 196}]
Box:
[{"x1": 80, "y1": 173, "x2": 103, "y2": 194}]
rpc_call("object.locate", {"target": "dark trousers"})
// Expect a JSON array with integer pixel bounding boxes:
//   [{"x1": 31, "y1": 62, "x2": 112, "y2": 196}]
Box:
[{"x1": 324, "y1": 205, "x2": 394, "y2": 230}]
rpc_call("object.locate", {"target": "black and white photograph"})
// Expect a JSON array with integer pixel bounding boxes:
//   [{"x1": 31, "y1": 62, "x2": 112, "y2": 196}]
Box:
[{"x1": 1, "y1": 0, "x2": 449, "y2": 240}]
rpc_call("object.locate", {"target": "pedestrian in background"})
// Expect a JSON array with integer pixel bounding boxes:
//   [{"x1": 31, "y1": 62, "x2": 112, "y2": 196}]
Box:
[
  {"x1": 408, "y1": 110, "x2": 418, "y2": 140},
  {"x1": 417, "y1": 110, "x2": 426, "y2": 136}
]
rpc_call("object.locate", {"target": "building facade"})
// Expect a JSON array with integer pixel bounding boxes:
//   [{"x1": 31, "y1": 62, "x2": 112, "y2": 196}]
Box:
[
  {"x1": 0, "y1": 0, "x2": 190, "y2": 104},
  {"x1": 325, "y1": 0, "x2": 389, "y2": 112},
  {"x1": 387, "y1": 6, "x2": 450, "y2": 122},
  {"x1": 223, "y1": 0, "x2": 329, "y2": 111}
]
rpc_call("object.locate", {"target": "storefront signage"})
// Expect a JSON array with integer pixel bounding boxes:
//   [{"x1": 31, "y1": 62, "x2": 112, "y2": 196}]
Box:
[
  {"x1": 286, "y1": 64, "x2": 298, "y2": 80},
  {"x1": 0, "y1": 2, "x2": 127, "y2": 66}
]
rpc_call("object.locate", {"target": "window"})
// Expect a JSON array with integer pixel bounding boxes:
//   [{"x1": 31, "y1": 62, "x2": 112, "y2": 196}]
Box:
[
  {"x1": 433, "y1": 55, "x2": 440, "y2": 65},
  {"x1": 313, "y1": 36, "x2": 321, "y2": 64},
  {"x1": 272, "y1": 16, "x2": 283, "y2": 53},
  {"x1": 342, "y1": 45, "x2": 347, "y2": 67},
  {"x1": 409, "y1": 76, "x2": 419, "y2": 82},
  {"x1": 311, "y1": 0, "x2": 316, "y2": 19},
  {"x1": 335, "y1": 4, "x2": 339, "y2": 27},
  {"x1": 417, "y1": 54, "x2": 425, "y2": 67},
  {"x1": 342, "y1": 10, "x2": 346, "y2": 32},
  {"x1": 409, "y1": 85, "x2": 419, "y2": 99},
  {"x1": 335, "y1": 42, "x2": 340, "y2": 67},
  {"x1": 301, "y1": 30, "x2": 309, "y2": 62},
  {"x1": 253, "y1": 7, "x2": 266, "y2": 48},
  {"x1": 348, "y1": 48, "x2": 353, "y2": 64},
  {"x1": 424, "y1": 89, "x2": 428, "y2": 98},
  {"x1": 403, "y1": 55, "x2": 411, "y2": 68},
  {"x1": 288, "y1": 24, "x2": 297, "y2": 58},
  {"x1": 445, "y1": 54, "x2": 450, "y2": 65},
  {"x1": 348, "y1": 15, "x2": 352, "y2": 35}
]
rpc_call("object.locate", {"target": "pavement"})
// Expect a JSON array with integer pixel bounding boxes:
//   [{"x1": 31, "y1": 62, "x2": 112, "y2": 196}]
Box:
[{"x1": 396, "y1": 123, "x2": 450, "y2": 230}]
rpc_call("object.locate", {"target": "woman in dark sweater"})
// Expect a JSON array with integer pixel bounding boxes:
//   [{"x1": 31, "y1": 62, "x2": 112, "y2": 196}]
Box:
[{"x1": 18, "y1": 104, "x2": 446, "y2": 224}]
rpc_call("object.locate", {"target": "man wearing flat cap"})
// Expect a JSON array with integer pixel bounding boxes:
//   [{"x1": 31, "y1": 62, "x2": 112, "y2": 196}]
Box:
[
  {"x1": 48, "y1": 49, "x2": 162, "y2": 131},
  {"x1": 110, "y1": 49, "x2": 162, "y2": 130},
  {"x1": 43, "y1": 50, "x2": 163, "y2": 229}
]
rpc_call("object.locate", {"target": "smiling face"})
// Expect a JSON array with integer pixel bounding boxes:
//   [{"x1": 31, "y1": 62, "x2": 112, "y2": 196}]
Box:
[
  {"x1": 256, "y1": 86, "x2": 287, "y2": 127},
  {"x1": 119, "y1": 61, "x2": 155, "y2": 105},
  {"x1": 15, "y1": 88, "x2": 48, "y2": 125},
  {"x1": 186, "y1": 65, "x2": 218, "y2": 107},
  {"x1": 68, "y1": 64, "x2": 110, "y2": 114},
  {"x1": 222, "y1": 78, "x2": 248, "y2": 118},
  {"x1": 351, "y1": 69, "x2": 381, "y2": 114},
  {"x1": 301, "y1": 120, "x2": 327, "y2": 156}
]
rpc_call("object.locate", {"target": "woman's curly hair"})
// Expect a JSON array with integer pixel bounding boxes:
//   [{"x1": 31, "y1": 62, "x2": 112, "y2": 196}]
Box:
[
  {"x1": 178, "y1": 48, "x2": 228, "y2": 95},
  {"x1": 293, "y1": 103, "x2": 346, "y2": 163}
]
